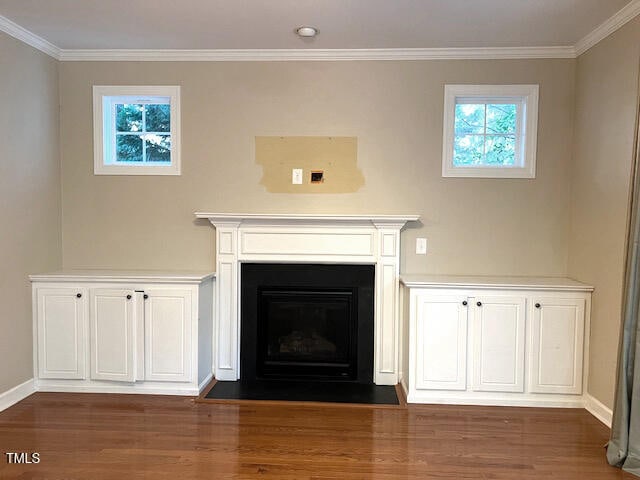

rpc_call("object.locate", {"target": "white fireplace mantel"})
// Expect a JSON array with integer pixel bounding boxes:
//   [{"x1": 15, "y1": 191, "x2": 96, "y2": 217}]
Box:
[
  {"x1": 196, "y1": 212, "x2": 419, "y2": 385},
  {"x1": 195, "y1": 212, "x2": 419, "y2": 226}
]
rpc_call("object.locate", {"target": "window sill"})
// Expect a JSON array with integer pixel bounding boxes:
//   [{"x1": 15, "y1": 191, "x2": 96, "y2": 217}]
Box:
[
  {"x1": 94, "y1": 164, "x2": 181, "y2": 176},
  {"x1": 442, "y1": 165, "x2": 535, "y2": 179}
]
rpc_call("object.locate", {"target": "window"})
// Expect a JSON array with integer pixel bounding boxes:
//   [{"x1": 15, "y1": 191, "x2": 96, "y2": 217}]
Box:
[
  {"x1": 93, "y1": 86, "x2": 181, "y2": 175},
  {"x1": 442, "y1": 85, "x2": 539, "y2": 178}
]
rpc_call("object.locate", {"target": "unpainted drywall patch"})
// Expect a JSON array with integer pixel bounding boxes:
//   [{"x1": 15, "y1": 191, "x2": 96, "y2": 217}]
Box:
[{"x1": 256, "y1": 136, "x2": 364, "y2": 193}]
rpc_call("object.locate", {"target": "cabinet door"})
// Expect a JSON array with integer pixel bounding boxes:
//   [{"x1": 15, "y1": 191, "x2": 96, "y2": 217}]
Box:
[
  {"x1": 529, "y1": 297, "x2": 585, "y2": 394},
  {"x1": 144, "y1": 289, "x2": 192, "y2": 382},
  {"x1": 36, "y1": 287, "x2": 87, "y2": 379},
  {"x1": 472, "y1": 295, "x2": 526, "y2": 393},
  {"x1": 414, "y1": 293, "x2": 468, "y2": 390},
  {"x1": 90, "y1": 289, "x2": 135, "y2": 382}
]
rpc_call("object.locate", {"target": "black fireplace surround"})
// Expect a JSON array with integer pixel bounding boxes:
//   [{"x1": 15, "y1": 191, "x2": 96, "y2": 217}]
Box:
[{"x1": 240, "y1": 263, "x2": 375, "y2": 384}]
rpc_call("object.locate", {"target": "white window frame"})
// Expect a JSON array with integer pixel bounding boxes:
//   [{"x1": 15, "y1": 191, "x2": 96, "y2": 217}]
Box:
[
  {"x1": 442, "y1": 84, "x2": 539, "y2": 179},
  {"x1": 93, "y1": 85, "x2": 181, "y2": 175}
]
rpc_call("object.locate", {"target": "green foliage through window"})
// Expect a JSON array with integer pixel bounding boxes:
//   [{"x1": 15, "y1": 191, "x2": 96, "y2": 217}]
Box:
[
  {"x1": 453, "y1": 103, "x2": 517, "y2": 166},
  {"x1": 115, "y1": 103, "x2": 171, "y2": 163}
]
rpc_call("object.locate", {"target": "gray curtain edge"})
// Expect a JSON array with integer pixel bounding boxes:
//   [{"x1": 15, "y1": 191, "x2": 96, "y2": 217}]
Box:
[
  {"x1": 606, "y1": 57, "x2": 640, "y2": 477},
  {"x1": 606, "y1": 236, "x2": 640, "y2": 472}
]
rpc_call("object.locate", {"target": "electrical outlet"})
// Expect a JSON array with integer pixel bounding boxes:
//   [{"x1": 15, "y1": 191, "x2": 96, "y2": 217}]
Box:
[
  {"x1": 292, "y1": 168, "x2": 303, "y2": 184},
  {"x1": 416, "y1": 238, "x2": 427, "y2": 255}
]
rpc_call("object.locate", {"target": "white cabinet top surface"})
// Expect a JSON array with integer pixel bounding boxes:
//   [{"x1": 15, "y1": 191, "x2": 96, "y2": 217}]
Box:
[
  {"x1": 400, "y1": 275, "x2": 593, "y2": 292},
  {"x1": 30, "y1": 270, "x2": 216, "y2": 284}
]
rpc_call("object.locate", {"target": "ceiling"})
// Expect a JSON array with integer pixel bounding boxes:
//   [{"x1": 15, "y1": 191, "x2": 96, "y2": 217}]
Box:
[{"x1": 0, "y1": 0, "x2": 633, "y2": 51}]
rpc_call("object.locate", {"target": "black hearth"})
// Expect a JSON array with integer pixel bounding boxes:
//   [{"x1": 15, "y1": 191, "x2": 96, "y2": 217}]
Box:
[{"x1": 240, "y1": 263, "x2": 375, "y2": 384}]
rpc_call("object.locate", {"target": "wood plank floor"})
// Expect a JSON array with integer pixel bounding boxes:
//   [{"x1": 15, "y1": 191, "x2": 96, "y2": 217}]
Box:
[{"x1": 0, "y1": 392, "x2": 629, "y2": 479}]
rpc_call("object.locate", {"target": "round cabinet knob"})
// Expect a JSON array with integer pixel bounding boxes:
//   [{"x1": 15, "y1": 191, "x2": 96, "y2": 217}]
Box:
[
  {"x1": 76, "y1": 293, "x2": 82, "y2": 298},
  {"x1": 143, "y1": 294, "x2": 149, "y2": 300},
  {"x1": 462, "y1": 300, "x2": 468, "y2": 306},
  {"x1": 476, "y1": 301, "x2": 482, "y2": 307},
  {"x1": 535, "y1": 303, "x2": 541, "y2": 308},
  {"x1": 126, "y1": 294, "x2": 132, "y2": 300}
]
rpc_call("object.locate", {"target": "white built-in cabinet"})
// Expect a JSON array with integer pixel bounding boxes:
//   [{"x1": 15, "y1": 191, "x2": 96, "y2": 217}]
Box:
[
  {"x1": 414, "y1": 294, "x2": 467, "y2": 391},
  {"x1": 31, "y1": 271, "x2": 215, "y2": 396},
  {"x1": 144, "y1": 289, "x2": 193, "y2": 382},
  {"x1": 90, "y1": 288, "x2": 136, "y2": 382},
  {"x1": 529, "y1": 297, "x2": 585, "y2": 395},
  {"x1": 36, "y1": 288, "x2": 87, "y2": 380},
  {"x1": 401, "y1": 276, "x2": 592, "y2": 407},
  {"x1": 471, "y1": 295, "x2": 526, "y2": 393}
]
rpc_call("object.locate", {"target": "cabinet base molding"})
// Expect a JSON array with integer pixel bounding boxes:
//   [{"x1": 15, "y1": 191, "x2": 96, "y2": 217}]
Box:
[
  {"x1": 400, "y1": 376, "x2": 587, "y2": 409},
  {"x1": 584, "y1": 393, "x2": 613, "y2": 427},
  {"x1": 406, "y1": 392, "x2": 585, "y2": 408},
  {"x1": 3, "y1": 373, "x2": 221, "y2": 406},
  {"x1": 0, "y1": 378, "x2": 36, "y2": 413},
  {"x1": 34, "y1": 379, "x2": 200, "y2": 396}
]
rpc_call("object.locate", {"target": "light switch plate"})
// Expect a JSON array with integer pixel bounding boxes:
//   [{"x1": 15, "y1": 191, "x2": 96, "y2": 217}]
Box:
[
  {"x1": 416, "y1": 238, "x2": 427, "y2": 255},
  {"x1": 292, "y1": 168, "x2": 303, "y2": 184}
]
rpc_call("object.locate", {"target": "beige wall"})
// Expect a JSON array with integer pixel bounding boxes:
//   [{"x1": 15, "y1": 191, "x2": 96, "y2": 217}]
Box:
[
  {"x1": 568, "y1": 17, "x2": 640, "y2": 409},
  {"x1": 0, "y1": 32, "x2": 61, "y2": 392},
  {"x1": 59, "y1": 59, "x2": 576, "y2": 279}
]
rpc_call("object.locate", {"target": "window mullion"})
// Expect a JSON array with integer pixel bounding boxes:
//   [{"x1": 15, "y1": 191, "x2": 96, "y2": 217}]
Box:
[
  {"x1": 141, "y1": 105, "x2": 146, "y2": 163},
  {"x1": 483, "y1": 104, "x2": 488, "y2": 157}
]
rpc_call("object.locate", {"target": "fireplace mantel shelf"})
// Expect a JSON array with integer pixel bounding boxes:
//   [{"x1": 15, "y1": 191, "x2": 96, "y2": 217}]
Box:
[{"x1": 195, "y1": 212, "x2": 420, "y2": 228}]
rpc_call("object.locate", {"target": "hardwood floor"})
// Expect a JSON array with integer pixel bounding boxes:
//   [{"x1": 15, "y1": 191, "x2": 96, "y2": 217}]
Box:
[{"x1": 0, "y1": 392, "x2": 628, "y2": 479}]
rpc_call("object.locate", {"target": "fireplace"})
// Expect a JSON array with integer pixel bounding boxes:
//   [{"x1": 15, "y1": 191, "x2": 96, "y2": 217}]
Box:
[
  {"x1": 196, "y1": 212, "x2": 418, "y2": 385},
  {"x1": 241, "y1": 263, "x2": 374, "y2": 384}
]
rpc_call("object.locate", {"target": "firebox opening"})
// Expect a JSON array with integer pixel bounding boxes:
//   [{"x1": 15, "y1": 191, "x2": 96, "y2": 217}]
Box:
[
  {"x1": 258, "y1": 289, "x2": 357, "y2": 380},
  {"x1": 241, "y1": 263, "x2": 374, "y2": 385}
]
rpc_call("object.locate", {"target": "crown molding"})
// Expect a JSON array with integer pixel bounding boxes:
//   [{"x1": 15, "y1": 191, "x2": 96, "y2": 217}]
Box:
[
  {"x1": 0, "y1": 15, "x2": 60, "y2": 59},
  {"x1": 575, "y1": 0, "x2": 640, "y2": 56},
  {"x1": 57, "y1": 46, "x2": 576, "y2": 61}
]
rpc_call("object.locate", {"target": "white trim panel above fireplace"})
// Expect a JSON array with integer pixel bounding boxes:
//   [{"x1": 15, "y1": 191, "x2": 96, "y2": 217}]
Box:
[
  {"x1": 196, "y1": 213, "x2": 419, "y2": 385},
  {"x1": 241, "y1": 229, "x2": 375, "y2": 259}
]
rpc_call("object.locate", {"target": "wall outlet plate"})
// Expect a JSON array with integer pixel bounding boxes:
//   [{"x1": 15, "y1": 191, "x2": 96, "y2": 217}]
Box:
[
  {"x1": 416, "y1": 238, "x2": 427, "y2": 255},
  {"x1": 292, "y1": 168, "x2": 303, "y2": 184}
]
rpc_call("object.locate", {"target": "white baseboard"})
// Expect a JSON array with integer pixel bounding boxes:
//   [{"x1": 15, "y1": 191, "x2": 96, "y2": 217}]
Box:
[
  {"x1": 198, "y1": 372, "x2": 214, "y2": 393},
  {"x1": 0, "y1": 378, "x2": 35, "y2": 412},
  {"x1": 584, "y1": 393, "x2": 613, "y2": 427}
]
